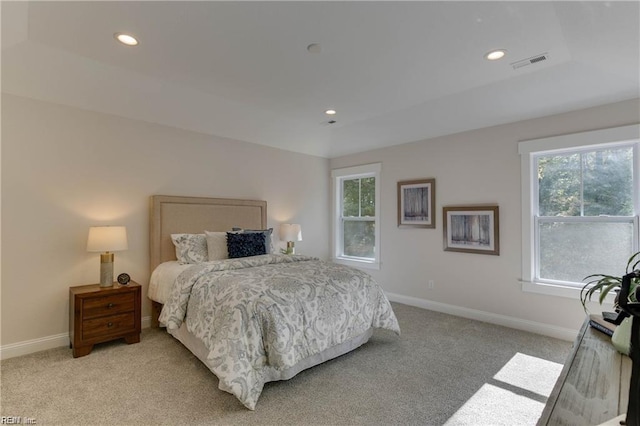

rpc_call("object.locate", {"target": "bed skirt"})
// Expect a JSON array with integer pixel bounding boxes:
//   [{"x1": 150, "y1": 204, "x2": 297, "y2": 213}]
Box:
[{"x1": 168, "y1": 323, "x2": 374, "y2": 383}]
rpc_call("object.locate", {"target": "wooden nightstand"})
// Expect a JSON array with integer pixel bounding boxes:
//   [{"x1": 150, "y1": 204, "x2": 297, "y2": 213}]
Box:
[{"x1": 69, "y1": 281, "x2": 141, "y2": 358}]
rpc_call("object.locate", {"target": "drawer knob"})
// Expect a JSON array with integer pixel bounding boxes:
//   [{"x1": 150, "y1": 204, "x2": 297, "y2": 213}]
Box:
[
  {"x1": 107, "y1": 303, "x2": 114, "y2": 308},
  {"x1": 107, "y1": 322, "x2": 114, "y2": 327}
]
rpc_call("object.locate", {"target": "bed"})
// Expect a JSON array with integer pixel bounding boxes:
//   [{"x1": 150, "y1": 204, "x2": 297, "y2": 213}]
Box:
[{"x1": 148, "y1": 195, "x2": 400, "y2": 410}]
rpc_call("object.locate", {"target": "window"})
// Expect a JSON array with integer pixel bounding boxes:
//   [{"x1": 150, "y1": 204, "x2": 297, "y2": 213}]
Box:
[
  {"x1": 332, "y1": 163, "x2": 381, "y2": 269},
  {"x1": 519, "y1": 125, "x2": 640, "y2": 297}
]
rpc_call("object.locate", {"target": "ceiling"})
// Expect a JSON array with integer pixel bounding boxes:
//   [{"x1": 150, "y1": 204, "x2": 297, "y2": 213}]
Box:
[{"x1": 2, "y1": 1, "x2": 639, "y2": 158}]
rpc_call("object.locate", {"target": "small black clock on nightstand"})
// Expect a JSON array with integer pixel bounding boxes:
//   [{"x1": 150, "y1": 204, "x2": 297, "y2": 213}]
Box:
[{"x1": 117, "y1": 273, "x2": 131, "y2": 285}]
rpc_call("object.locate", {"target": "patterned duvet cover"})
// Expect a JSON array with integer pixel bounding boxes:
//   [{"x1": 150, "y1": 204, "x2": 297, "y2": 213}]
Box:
[{"x1": 159, "y1": 254, "x2": 400, "y2": 409}]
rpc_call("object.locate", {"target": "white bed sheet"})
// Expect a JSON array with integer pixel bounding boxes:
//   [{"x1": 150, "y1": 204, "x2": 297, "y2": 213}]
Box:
[{"x1": 148, "y1": 261, "x2": 192, "y2": 304}]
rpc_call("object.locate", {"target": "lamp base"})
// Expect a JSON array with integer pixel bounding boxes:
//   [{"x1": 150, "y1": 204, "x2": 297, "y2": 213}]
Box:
[
  {"x1": 285, "y1": 241, "x2": 295, "y2": 255},
  {"x1": 99, "y1": 253, "x2": 114, "y2": 288}
]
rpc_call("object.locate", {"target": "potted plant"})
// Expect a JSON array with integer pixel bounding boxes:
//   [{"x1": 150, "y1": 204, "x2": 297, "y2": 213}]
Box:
[
  {"x1": 581, "y1": 251, "x2": 640, "y2": 311},
  {"x1": 581, "y1": 251, "x2": 640, "y2": 355}
]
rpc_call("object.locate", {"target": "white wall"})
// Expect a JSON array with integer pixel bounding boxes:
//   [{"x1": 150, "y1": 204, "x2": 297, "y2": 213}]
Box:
[
  {"x1": 3, "y1": 93, "x2": 638, "y2": 354},
  {"x1": 330, "y1": 98, "x2": 640, "y2": 337},
  {"x1": 1, "y1": 94, "x2": 329, "y2": 347}
]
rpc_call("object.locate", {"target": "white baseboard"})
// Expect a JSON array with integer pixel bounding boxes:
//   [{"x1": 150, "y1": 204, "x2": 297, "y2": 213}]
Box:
[
  {"x1": 1, "y1": 316, "x2": 153, "y2": 360},
  {"x1": 141, "y1": 315, "x2": 151, "y2": 329},
  {"x1": 386, "y1": 292, "x2": 579, "y2": 342},
  {"x1": 0, "y1": 332, "x2": 71, "y2": 360},
  {"x1": 2, "y1": 299, "x2": 577, "y2": 360}
]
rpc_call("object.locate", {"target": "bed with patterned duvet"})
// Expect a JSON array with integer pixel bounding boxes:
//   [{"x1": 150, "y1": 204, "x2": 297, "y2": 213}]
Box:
[{"x1": 157, "y1": 253, "x2": 400, "y2": 409}]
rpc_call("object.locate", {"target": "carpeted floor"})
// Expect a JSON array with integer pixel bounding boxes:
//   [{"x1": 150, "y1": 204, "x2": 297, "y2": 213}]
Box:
[{"x1": 0, "y1": 303, "x2": 571, "y2": 425}]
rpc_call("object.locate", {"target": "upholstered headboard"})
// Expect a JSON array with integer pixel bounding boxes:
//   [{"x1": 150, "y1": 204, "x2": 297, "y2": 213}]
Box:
[{"x1": 149, "y1": 195, "x2": 267, "y2": 272}]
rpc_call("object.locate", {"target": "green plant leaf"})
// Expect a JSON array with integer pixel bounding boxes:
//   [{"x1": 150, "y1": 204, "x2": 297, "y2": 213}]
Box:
[
  {"x1": 581, "y1": 250, "x2": 640, "y2": 312},
  {"x1": 599, "y1": 282, "x2": 621, "y2": 304},
  {"x1": 626, "y1": 251, "x2": 640, "y2": 273}
]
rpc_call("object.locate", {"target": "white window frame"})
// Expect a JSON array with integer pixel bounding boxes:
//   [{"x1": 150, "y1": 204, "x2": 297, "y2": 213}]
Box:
[
  {"x1": 519, "y1": 124, "x2": 640, "y2": 299},
  {"x1": 331, "y1": 163, "x2": 381, "y2": 270}
]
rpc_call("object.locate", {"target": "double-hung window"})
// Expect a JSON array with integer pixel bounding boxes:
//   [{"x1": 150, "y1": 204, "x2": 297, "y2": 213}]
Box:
[
  {"x1": 520, "y1": 125, "x2": 640, "y2": 297},
  {"x1": 331, "y1": 163, "x2": 381, "y2": 269}
]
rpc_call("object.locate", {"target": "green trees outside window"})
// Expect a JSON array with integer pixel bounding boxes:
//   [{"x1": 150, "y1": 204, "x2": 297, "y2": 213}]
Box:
[
  {"x1": 536, "y1": 145, "x2": 636, "y2": 284},
  {"x1": 342, "y1": 177, "x2": 376, "y2": 259},
  {"x1": 538, "y1": 147, "x2": 633, "y2": 217}
]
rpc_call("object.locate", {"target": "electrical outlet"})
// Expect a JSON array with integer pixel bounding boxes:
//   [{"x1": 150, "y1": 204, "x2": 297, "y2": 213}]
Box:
[{"x1": 428, "y1": 280, "x2": 435, "y2": 289}]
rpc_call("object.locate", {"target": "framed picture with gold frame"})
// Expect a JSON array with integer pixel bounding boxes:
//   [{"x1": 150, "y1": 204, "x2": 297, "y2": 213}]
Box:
[
  {"x1": 443, "y1": 205, "x2": 499, "y2": 255},
  {"x1": 397, "y1": 178, "x2": 435, "y2": 228}
]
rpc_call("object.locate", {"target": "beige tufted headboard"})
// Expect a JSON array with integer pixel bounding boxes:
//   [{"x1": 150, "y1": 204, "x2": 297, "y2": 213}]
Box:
[{"x1": 149, "y1": 195, "x2": 267, "y2": 273}]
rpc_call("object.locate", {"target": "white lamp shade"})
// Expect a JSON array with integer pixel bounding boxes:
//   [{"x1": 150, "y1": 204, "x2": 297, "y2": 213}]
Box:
[
  {"x1": 87, "y1": 226, "x2": 129, "y2": 252},
  {"x1": 280, "y1": 224, "x2": 302, "y2": 242}
]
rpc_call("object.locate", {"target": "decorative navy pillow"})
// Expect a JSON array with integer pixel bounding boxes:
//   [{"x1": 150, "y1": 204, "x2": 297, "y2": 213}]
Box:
[
  {"x1": 232, "y1": 227, "x2": 274, "y2": 254},
  {"x1": 226, "y1": 232, "x2": 266, "y2": 258}
]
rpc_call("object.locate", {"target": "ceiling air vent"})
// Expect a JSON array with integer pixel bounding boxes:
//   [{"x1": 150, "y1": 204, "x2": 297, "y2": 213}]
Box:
[{"x1": 511, "y1": 52, "x2": 549, "y2": 70}]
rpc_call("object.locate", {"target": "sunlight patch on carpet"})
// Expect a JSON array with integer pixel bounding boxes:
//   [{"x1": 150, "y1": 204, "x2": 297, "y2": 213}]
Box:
[
  {"x1": 444, "y1": 352, "x2": 564, "y2": 426},
  {"x1": 493, "y1": 352, "x2": 563, "y2": 397}
]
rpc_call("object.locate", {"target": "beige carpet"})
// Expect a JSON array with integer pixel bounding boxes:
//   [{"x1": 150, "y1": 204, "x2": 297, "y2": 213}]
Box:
[{"x1": 0, "y1": 303, "x2": 571, "y2": 425}]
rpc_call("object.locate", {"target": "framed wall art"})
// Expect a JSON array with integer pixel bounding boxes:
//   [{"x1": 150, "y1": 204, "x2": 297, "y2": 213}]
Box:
[
  {"x1": 443, "y1": 205, "x2": 499, "y2": 255},
  {"x1": 397, "y1": 178, "x2": 435, "y2": 228}
]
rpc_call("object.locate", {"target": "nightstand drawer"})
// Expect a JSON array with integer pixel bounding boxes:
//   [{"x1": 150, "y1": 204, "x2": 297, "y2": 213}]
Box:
[
  {"x1": 82, "y1": 312, "x2": 135, "y2": 340},
  {"x1": 83, "y1": 292, "x2": 135, "y2": 319}
]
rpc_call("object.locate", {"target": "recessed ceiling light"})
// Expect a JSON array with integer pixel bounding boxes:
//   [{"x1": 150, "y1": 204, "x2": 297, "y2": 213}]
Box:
[
  {"x1": 485, "y1": 49, "x2": 506, "y2": 61},
  {"x1": 325, "y1": 109, "x2": 337, "y2": 115},
  {"x1": 307, "y1": 43, "x2": 322, "y2": 54},
  {"x1": 114, "y1": 33, "x2": 139, "y2": 46}
]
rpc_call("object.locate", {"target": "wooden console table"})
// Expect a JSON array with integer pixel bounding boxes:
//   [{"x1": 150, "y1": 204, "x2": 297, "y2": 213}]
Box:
[{"x1": 538, "y1": 319, "x2": 632, "y2": 425}]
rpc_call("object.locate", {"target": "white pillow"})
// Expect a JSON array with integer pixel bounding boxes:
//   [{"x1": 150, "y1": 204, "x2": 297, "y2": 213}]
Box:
[
  {"x1": 170, "y1": 234, "x2": 208, "y2": 264},
  {"x1": 204, "y1": 231, "x2": 229, "y2": 261}
]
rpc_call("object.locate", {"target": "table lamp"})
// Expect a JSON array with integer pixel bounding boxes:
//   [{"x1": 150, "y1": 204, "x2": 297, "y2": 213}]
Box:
[
  {"x1": 86, "y1": 226, "x2": 128, "y2": 287},
  {"x1": 280, "y1": 224, "x2": 302, "y2": 255}
]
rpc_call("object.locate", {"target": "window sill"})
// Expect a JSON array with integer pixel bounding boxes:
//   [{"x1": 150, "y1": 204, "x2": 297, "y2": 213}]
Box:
[
  {"x1": 332, "y1": 257, "x2": 380, "y2": 270},
  {"x1": 521, "y1": 280, "x2": 616, "y2": 305}
]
